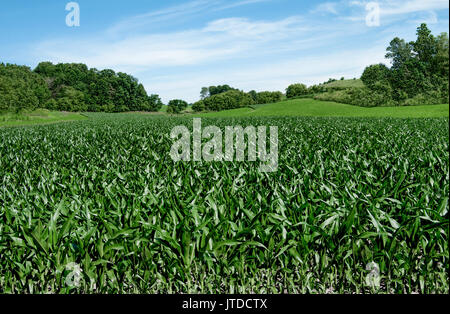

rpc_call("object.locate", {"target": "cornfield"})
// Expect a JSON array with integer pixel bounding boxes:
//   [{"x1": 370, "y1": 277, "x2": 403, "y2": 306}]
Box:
[{"x1": 0, "y1": 113, "x2": 448, "y2": 293}]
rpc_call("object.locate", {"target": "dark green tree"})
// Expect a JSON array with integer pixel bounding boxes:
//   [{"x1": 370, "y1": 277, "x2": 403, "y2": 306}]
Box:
[
  {"x1": 361, "y1": 64, "x2": 390, "y2": 88},
  {"x1": 286, "y1": 83, "x2": 308, "y2": 98},
  {"x1": 167, "y1": 99, "x2": 188, "y2": 114},
  {"x1": 0, "y1": 63, "x2": 50, "y2": 112},
  {"x1": 33, "y1": 62, "x2": 162, "y2": 113},
  {"x1": 385, "y1": 38, "x2": 413, "y2": 70}
]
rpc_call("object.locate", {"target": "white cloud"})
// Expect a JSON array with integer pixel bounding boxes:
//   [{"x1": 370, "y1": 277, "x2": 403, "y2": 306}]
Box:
[
  {"x1": 345, "y1": 0, "x2": 449, "y2": 23},
  {"x1": 142, "y1": 44, "x2": 388, "y2": 102},
  {"x1": 107, "y1": 0, "x2": 270, "y2": 36},
  {"x1": 379, "y1": 0, "x2": 449, "y2": 16},
  {"x1": 312, "y1": 2, "x2": 340, "y2": 15},
  {"x1": 31, "y1": 0, "x2": 449, "y2": 102},
  {"x1": 35, "y1": 16, "x2": 309, "y2": 72},
  {"x1": 107, "y1": 0, "x2": 219, "y2": 35},
  {"x1": 203, "y1": 17, "x2": 305, "y2": 38}
]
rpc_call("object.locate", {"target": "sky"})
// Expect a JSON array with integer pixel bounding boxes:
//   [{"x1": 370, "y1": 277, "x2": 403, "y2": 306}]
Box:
[{"x1": 0, "y1": 0, "x2": 449, "y2": 103}]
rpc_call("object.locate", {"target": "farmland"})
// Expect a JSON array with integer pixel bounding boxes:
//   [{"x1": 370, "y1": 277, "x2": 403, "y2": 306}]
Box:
[
  {"x1": 323, "y1": 79, "x2": 365, "y2": 89},
  {"x1": 0, "y1": 113, "x2": 448, "y2": 293},
  {"x1": 0, "y1": 109, "x2": 86, "y2": 128},
  {"x1": 196, "y1": 99, "x2": 450, "y2": 118}
]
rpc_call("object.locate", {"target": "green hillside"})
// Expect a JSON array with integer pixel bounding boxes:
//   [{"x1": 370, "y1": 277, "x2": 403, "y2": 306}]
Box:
[
  {"x1": 196, "y1": 98, "x2": 449, "y2": 118},
  {"x1": 0, "y1": 109, "x2": 87, "y2": 127},
  {"x1": 323, "y1": 79, "x2": 364, "y2": 88}
]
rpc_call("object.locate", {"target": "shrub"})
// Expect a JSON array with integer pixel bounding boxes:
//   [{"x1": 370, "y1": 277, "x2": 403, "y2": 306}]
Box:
[
  {"x1": 142, "y1": 94, "x2": 163, "y2": 112},
  {"x1": 361, "y1": 64, "x2": 390, "y2": 88},
  {"x1": 401, "y1": 91, "x2": 445, "y2": 106},
  {"x1": 0, "y1": 63, "x2": 51, "y2": 112},
  {"x1": 286, "y1": 84, "x2": 308, "y2": 98},
  {"x1": 248, "y1": 90, "x2": 258, "y2": 102},
  {"x1": 308, "y1": 85, "x2": 326, "y2": 94},
  {"x1": 167, "y1": 99, "x2": 188, "y2": 114},
  {"x1": 192, "y1": 100, "x2": 205, "y2": 112},
  {"x1": 314, "y1": 87, "x2": 396, "y2": 107},
  {"x1": 54, "y1": 86, "x2": 88, "y2": 112},
  {"x1": 34, "y1": 62, "x2": 162, "y2": 112},
  {"x1": 254, "y1": 91, "x2": 283, "y2": 104},
  {"x1": 203, "y1": 90, "x2": 254, "y2": 111}
]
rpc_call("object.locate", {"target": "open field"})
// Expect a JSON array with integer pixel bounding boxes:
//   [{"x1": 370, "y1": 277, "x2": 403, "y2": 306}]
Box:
[
  {"x1": 0, "y1": 109, "x2": 87, "y2": 128},
  {"x1": 323, "y1": 79, "x2": 365, "y2": 88},
  {"x1": 196, "y1": 99, "x2": 450, "y2": 118},
  {"x1": 0, "y1": 113, "x2": 448, "y2": 293},
  {"x1": 1, "y1": 100, "x2": 448, "y2": 128}
]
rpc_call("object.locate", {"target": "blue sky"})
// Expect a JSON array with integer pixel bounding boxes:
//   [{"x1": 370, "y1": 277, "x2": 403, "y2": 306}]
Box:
[{"x1": 0, "y1": 0, "x2": 449, "y2": 103}]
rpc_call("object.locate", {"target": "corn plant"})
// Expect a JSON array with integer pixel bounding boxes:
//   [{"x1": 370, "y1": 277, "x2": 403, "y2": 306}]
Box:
[{"x1": 0, "y1": 114, "x2": 448, "y2": 293}]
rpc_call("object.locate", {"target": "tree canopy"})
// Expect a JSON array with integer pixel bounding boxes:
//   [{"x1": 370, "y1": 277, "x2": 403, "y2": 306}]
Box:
[
  {"x1": 1, "y1": 62, "x2": 163, "y2": 113},
  {"x1": 286, "y1": 83, "x2": 308, "y2": 99},
  {"x1": 193, "y1": 86, "x2": 284, "y2": 112},
  {"x1": 167, "y1": 99, "x2": 188, "y2": 114},
  {"x1": 0, "y1": 63, "x2": 50, "y2": 112},
  {"x1": 362, "y1": 23, "x2": 449, "y2": 104}
]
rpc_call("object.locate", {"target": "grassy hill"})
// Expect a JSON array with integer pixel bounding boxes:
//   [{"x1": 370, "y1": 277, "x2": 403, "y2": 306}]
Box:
[
  {"x1": 0, "y1": 109, "x2": 87, "y2": 127},
  {"x1": 196, "y1": 98, "x2": 449, "y2": 118},
  {"x1": 2, "y1": 99, "x2": 448, "y2": 128},
  {"x1": 323, "y1": 79, "x2": 364, "y2": 88}
]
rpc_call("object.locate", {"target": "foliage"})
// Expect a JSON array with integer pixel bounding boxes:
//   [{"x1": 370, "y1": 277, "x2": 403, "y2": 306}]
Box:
[
  {"x1": 34, "y1": 62, "x2": 162, "y2": 113},
  {"x1": 315, "y1": 24, "x2": 449, "y2": 108},
  {"x1": 200, "y1": 85, "x2": 237, "y2": 99},
  {"x1": 167, "y1": 99, "x2": 188, "y2": 114},
  {"x1": 52, "y1": 86, "x2": 88, "y2": 112},
  {"x1": 253, "y1": 91, "x2": 283, "y2": 105},
  {"x1": 286, "y1": 83, "x2": 308, "y2": 99},
  {"x1": 0, "y1": 114, "x2": 448, "y2": 293},
  {"x1": 202, "y1": 90, "x2": 254, "y2": 111},
  {"x1": 192, "y1": 100, "x2": 205, "y2": 112},
  {"x1": 324, "y1": 78, "x2": 337, "y2": 84},
  {"x1": 0, "y1": 109, "x2": 86, "y2": 127},
  {"x1": 195, "y1": 90, "x2": 282, "y2": 112},
  {"x1": 401, "y1": 91, "x2": 446, "y2": 106},
  {"x1": 197, "y1": 98, "x2": 448, "y2": 118},
  {"x1": 0, "y1": 63, "x2": 51, "y2": 113},
  {"x1": 248, "y1": 90, "x2": 258, "y2": 102},
  {"x1": 308, "y1": 85, "x2": 327, "y2": 94},
  {"x1": 360, "y1": 24, "x2": 449, "y2": 106},
  {"x1": 361, "y1": 64, "x2": 390, "y2": 89},
  {"x1": 315, "y1": 86, "x2": 397, "y2": 107}
]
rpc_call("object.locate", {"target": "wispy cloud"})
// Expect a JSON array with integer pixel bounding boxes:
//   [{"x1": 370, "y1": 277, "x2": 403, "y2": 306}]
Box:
[
  {"x1": 141, "y1": 45, "x2": 388, "y2": 102},
  {"x1": 379, "y1": 0, "x2": 449, "y2": 16},
  {"x1": 311, "y1": 2, "x2": 340, "y2": 15},
  {"x1": 31, "y1": 0, "x2": 449, "y2": 102},
  {"x1": 107, "y1": 0, "x2": 217, "y2": 35},
  {"x1": 345, "y1": 0, "x2": 449, "y2": 22},
  {"x1": 212, "y1": 0, "x2": 272, "y2": 11},
  {"x1": 35, "y1": 16, "x2": 311, "y2": 73},
  {"x1": 107, "y1": 0, "x2": 270, "y2": 36}
]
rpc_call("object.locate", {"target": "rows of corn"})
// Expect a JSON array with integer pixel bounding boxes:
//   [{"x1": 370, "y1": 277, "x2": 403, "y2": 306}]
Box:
[{"x1": 0, "y1": 114, "x2": 448, "y2": 293}]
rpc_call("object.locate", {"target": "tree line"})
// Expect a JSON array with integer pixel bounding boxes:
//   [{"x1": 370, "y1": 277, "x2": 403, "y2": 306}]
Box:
[
  {"x1": 187, "y1": 86, "x2": 283, "y2": 113},
  {"x1": 315, "y1": 24, "x2": 449, "y2": 107},
  {"x1": 191, "y1": 24, "x2": 448, "y2": 112},
  {"x1": 1, "y1": 62, "x2": 163, "y2": 113},
  {"x1": 360, "y1": 23, "x2": 449, "y2": 106},
  {"x1": 1, "y1": 24, "x2": 448, "y2": 114}
]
